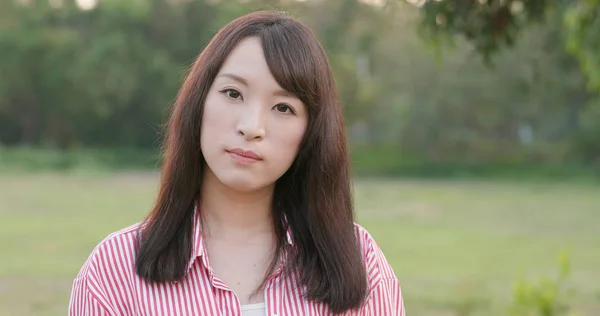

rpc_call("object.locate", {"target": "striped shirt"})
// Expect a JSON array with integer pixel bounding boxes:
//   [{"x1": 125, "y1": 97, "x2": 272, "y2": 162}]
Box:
[{"x1": 68, "y1": 210, "x2": 405, "y2": 316}]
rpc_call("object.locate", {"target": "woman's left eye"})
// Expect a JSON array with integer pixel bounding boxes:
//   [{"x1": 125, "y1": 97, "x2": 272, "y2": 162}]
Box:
[{"x1": 273, "y1": 103, "x2": 294, "y2": 114}]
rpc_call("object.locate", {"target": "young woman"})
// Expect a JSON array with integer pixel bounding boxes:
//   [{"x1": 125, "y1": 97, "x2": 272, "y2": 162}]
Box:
[{"x1": 69, "y1": 10, "x2": 405, "y2": 316}]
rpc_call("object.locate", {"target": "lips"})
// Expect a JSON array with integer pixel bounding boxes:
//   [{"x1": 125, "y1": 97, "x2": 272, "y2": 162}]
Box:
[{"x1": 226, "y1": 148, "x2": 262, "y2": 161}]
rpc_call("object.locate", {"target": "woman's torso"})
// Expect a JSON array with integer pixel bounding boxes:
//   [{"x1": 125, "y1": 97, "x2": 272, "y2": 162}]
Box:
[{"x1": 69, "y1": 213, "x2": 401, "y2": 316}]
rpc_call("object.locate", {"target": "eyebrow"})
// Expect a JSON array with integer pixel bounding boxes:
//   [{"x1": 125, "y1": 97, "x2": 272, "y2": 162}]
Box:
[
  {"x1": 217, "y1": 73, "x2": 248, "y2": 86},
  {"x1": 216, "y1": 73, "x2": 296, "y2": 98}
]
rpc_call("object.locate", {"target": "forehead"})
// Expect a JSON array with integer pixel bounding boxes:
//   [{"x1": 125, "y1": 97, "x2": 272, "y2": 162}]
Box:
[{"x1": 218, "y1": 37, "x2": 276, "y2": 84}]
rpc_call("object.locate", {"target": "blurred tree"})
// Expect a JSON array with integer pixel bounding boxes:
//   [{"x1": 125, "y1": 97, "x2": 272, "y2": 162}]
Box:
[{"x1": 415, "y1": 0, "x2": 600, "y2": 91}]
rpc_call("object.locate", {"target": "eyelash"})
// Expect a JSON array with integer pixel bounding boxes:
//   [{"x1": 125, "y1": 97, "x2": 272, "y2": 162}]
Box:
[
  {"x1": 220, "y1": 88, "x2": 242, "y2": 100},
  {"x1": 274, "y1": 103, "x2": 295, "y2": 115},
  {"x1": 219, "y1": 88, "x2": 296, "y2": 115}
]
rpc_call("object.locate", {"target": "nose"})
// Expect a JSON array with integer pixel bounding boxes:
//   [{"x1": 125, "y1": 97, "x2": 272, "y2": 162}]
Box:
[{"x1": 236, "y1": 105, "x2": 266, "y2": 141}]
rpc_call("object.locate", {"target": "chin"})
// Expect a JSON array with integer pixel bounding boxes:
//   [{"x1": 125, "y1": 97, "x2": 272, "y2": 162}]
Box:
[{"x1": 218, "y1": 173, "x2": 268, "y2": 193}]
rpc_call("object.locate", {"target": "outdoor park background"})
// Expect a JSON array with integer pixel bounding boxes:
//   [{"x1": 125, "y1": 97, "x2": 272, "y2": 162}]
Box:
[{"x1": 1, "y1": 0, "x2": 599, "y2": 315}]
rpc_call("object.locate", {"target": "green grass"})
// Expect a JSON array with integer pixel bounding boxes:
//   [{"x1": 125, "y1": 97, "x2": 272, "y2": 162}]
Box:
[{"x1": 1, "y1": 172, "x2": 599, "y2": 315}]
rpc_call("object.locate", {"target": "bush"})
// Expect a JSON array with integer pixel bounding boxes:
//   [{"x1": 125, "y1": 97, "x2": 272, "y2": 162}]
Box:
[{"x1": 509, "y1": 250, "x2": 582, "y2": 316}]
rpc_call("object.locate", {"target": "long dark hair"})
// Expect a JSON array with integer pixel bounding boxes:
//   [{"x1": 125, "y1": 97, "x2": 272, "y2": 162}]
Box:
[{"x1": 135, "y1": 10, "x2": 367, "y2": 313}]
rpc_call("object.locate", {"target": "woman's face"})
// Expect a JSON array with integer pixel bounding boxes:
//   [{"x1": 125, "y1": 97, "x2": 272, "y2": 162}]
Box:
[{"x1": 200, "y1": 37, "x2": 308, "y2": 193}]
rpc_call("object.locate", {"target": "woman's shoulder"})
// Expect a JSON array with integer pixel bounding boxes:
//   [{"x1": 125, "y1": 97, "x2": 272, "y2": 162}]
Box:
[
  {"x1": 353, "y1": 223, "x2": 405, "y2": 315},
  {"x1": 74, "y1": 221, "x2": 144, "y2": 281},
  {"x1": 353, "y1": 222, "x2": 398, "y2": 282}
]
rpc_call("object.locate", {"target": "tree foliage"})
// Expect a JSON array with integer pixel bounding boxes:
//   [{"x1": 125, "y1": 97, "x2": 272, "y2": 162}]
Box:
[{"x1": 417, "y1": 0, "x2": 600, "y2": 91}]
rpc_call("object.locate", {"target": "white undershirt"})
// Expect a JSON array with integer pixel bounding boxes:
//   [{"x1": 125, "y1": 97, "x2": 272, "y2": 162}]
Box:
[{"x1": 241, "y1": 302, "x2": 266, "y2": 316}]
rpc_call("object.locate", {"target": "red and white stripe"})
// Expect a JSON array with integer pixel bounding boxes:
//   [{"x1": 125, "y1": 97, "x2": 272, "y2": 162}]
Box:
[{"x1": 68, "y1": 211, "x2": 405, "y2": 316}]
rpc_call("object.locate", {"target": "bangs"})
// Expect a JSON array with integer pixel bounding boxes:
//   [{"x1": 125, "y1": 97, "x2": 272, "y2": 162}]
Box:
[{"x1": 259, "y1": 22, "x2": 322, "y2": 113}]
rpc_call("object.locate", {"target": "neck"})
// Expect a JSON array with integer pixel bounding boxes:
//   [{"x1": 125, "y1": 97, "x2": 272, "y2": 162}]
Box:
[{"x1": 199, "y1": 167, "x2": 274, "y2": 241}]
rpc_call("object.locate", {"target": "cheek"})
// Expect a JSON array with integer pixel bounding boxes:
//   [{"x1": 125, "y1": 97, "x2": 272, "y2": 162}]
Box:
[
  {"x1": 270, "y1": 121, "x2": 307, "y2": 160},
  {"x1": 201, "y1": 95, "x2": 233, "y2": 139},
  {"x1": 200, "y1": 97, "x2": 227, "y2": 153}
]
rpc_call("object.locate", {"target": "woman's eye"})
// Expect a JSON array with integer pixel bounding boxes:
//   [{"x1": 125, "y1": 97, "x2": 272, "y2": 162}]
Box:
[
  {"x1": 274, "y1": 103, "x2": 294, "y2": 114},
  {"x1": 221, "y1": 89, "x2": 242, "y2": 100}
]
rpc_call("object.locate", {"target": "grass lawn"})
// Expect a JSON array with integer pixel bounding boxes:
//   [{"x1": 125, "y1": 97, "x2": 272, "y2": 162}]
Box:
[{"x1": 1, "y1": 172, "x2": 599, "y2": 315}]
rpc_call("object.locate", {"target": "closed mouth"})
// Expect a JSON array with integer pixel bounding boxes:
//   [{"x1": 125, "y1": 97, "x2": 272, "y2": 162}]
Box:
[{"x1": 226, "y1": 148, "x2": 262, "y2": 161}]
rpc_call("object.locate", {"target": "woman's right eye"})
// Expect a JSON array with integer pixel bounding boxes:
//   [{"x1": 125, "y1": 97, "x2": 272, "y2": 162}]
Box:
[{"x1": 220, "y1": 89, "x2": 242, "y2": 100}]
